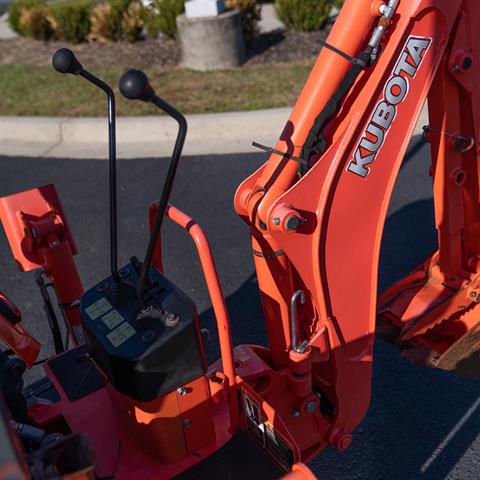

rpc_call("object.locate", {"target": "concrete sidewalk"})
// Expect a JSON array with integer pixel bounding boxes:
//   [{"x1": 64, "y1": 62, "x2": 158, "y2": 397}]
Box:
[
  {"x1": 0, "y1": 104, "x2": 428, "y2": 159},
  {"x1": 0, "y1": 108, "x2": 292, "y2": 159},
  {"x1": 0, "y1": 13, "x2": 15, "y2": 39}
]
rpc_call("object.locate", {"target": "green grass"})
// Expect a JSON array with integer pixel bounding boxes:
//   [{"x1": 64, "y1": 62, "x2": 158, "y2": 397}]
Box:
[{"x1": 0, "y1": 63, "x2": 313, "y2": 116}]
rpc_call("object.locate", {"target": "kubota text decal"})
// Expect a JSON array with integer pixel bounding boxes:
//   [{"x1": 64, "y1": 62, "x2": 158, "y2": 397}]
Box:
[{"x1": 347, "y1": 36, "x2": 432, "y2": 178}]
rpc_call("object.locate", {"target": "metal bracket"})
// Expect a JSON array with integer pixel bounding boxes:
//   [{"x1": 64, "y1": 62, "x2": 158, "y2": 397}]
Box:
[
  {"x1": 422, "y1": 125, "x2": 476, "y2": 153},
  {"x1": 290, "y1": 290, "x2": 307, "y2": 353}
]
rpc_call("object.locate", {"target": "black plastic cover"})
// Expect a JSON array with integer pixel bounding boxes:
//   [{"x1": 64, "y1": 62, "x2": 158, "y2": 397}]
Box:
[
  {"x1": 80, "y1": 263, "x2": 205, "y2": 402},
  {"x1": 47, "y1": 345, "x2": 106, "y2": 401}
]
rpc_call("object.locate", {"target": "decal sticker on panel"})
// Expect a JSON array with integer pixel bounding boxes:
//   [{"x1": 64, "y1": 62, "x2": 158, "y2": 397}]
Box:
[{"x1": 347, "y1": 36, "x2": 432, "y2": 178}]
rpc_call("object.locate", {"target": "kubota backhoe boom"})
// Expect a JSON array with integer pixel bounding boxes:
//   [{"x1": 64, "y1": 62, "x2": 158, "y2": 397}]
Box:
[{"x1": 235, "y1": 0, "x2": 480, "y2": 453}]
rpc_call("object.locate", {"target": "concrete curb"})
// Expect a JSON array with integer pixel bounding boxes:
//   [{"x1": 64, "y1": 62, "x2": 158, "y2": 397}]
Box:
[
  {"x1": 0, "y1": 108, "x2": 291, "y2": 159},
  {"x1": 0, "y1": 104, "x2": 428, "y2": 159}
]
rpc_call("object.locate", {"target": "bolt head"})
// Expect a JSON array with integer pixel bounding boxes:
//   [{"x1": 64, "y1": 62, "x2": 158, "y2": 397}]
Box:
[
  {"x1": 338, "y1": 434, "x2": 352, "y2": 451},
  {"x1": 141, "y1": 330, "x2": 156, "y2": 343},
  {"x1": 292, "y1": 409, "x2": 301, "y2": 417},
  {"x1": 305, "y1": 400, "x2": 317, "y2": 414},
  {"x1": 177, "y1": 387, "x2": 187, "y2": 396},
  {"x1": 462, "y1": 56, "x2": 473, "y2": 70},
  {"x1": 329, "y1": 426, "x2": 353, "y2": 452},
  {"x1": 286, "y1": 215, "x2": 300, "y2": 231},
  {"x1": 165, "y1": 313, "x2": 180, "y2": 328},
  {"x1": 7, "y1": 358, "x2": 26, "y2": 377}
]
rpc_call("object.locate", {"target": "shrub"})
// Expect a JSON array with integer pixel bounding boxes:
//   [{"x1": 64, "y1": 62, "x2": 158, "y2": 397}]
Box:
[
  {"x1": 49, "y1": 0, "x2": 92, "y2": 43},
  {"x1": 90, "y1": 2, "x2": 117, "y2": 40},
  {"x1": 145, "y1": 8, "x2": 159, "y2": 38},
  {"x1": 91, "y1": 0, "x2": 146, "y2": 42},
  {"x1": 225, "y1": 0, "x2": 261, "y2": 41},
  {"x1": 19, "y1": 3, "x2": 53, "y2": 39},
  {"x1": 90, "y1": 0, "x2": 123, "y2": 41},
  {"x1": 108, "y1": 0, "x2": 131, "y2": 38},
  {"x1": 121, "y1": 0, "x2": 147, "y2": 42},
  {"x1": 149, "y1": 0, "x2": 184, "y2": 39},
  {"x1": 275, "y1": 0, "x2": 331, "y2": 32},
  {"x1": 8, "y1": 0, "x2": 45, "y2": 34}
]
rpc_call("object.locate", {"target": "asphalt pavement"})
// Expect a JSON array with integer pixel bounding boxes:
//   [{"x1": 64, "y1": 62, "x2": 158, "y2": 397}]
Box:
[{"x1": 1, "y1": 141, "x2": 480, "y2": 479}]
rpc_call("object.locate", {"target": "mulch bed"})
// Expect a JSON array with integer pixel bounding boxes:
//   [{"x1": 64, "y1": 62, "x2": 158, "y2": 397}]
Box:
[
  {"x1": 246, "y1": 28, "x2": 330, "y2": 65},
  {"x1": 0, "y1": 28, "x2": 330, "y2": 69},
  {"x1": 0, "y1": 37, "x2": 181, "y2": 69}
]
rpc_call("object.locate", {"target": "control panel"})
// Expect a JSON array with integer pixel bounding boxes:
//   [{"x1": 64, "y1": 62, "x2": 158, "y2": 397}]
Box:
[{"x1": 80, "y1": 259, "x2": 205, "y2": 402}]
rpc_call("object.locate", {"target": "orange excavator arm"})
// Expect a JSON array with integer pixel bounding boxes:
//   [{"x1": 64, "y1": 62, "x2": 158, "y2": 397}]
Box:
[{"x1": 236, "y1": 0, "x2": 479, "y2": 445}]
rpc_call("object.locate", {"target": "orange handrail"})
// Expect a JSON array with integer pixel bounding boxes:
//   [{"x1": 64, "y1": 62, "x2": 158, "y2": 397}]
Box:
[{"x1": 162, "y1": 204, "x2": 236, "y2": 387}]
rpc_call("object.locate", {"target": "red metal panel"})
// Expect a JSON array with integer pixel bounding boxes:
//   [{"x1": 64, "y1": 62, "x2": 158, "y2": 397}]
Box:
[{"x1": 0, "y1": 184, "x2": 77, "y2": 272}]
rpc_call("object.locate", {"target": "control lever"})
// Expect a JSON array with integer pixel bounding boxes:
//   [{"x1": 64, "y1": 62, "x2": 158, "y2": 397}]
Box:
[
  {"x1": 35, "y1": 271, "x2": 64, "y2": 354},
  {"x1": 52, "y1": 48, "x2": 121, "y2": 284},
  {"x1": 119, "y1": 69, "x2": 188, "y2": 309}
]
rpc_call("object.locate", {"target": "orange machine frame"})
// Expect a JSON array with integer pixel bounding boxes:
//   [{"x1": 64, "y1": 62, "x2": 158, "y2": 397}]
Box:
[
  {"x1": 235, "y1": 0, "x2": 480, "y2": 452},
  {"x1": 2, "y1": 0, "x2": 480, "y2": 478}
]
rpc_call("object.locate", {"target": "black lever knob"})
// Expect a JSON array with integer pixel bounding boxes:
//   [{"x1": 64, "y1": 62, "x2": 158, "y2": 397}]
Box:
[
  {"x1": 119, "y1": 69, "x2": 155, "y2": 102},
  {"x1": 52, "y1": 48, "x2": 83, "y2": 75}
]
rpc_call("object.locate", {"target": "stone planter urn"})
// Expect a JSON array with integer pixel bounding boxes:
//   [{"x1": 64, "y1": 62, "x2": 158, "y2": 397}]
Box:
[{"x1": 177, "y1": 4, "x2": 246, "y2": 71}]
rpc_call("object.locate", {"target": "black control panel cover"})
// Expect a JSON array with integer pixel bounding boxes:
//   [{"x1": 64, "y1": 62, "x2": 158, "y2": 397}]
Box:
[{"x1": 80, "y1": 263, "x2": 205, "y2": 402}]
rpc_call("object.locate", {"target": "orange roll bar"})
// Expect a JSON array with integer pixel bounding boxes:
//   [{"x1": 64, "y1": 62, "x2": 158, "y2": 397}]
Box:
[{"x1": 162, "y1": 205, "x2": 236, "y2": 387}]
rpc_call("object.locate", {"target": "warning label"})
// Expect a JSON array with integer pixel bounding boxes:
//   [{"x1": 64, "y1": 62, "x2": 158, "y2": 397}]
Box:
[
  {"x1": 264, "y1": 422, "x2": 294, "y2": 470},
  {"x1": 243, "y1": 388, "x2": 265, "y2": 445},
  {"x1": 241, "y1": 388, "x2": 294, "y2": 470}
]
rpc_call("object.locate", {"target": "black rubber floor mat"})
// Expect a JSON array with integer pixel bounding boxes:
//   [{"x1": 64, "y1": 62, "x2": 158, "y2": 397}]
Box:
[
  {"x1": 175, "y1": 431, "x2": 284, "y2": 480},
  {"x1": 47, "y1": 345, "x2": 105, "y2": 401}
]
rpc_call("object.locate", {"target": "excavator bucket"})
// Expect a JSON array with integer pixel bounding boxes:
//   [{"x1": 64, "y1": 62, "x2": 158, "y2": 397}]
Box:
[{"x1": 377, "y1": 255, "x2": 480, "y2": 377}]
